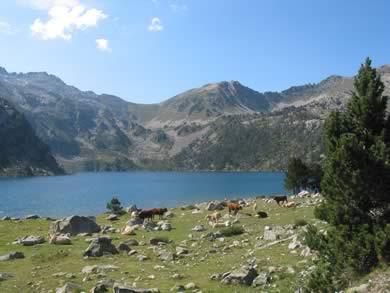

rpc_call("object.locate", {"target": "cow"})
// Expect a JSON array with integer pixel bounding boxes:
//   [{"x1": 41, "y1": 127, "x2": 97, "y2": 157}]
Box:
[
  {"x1": 228, "y1": 203, "x2": 242, "y2": 215},
  {"x1": 138, "y1": 209, "x2": 155, "y2": 222},
  {"x1": 48, "y1": 234, "x2": 71, "y2": 245},
  {"x1": 152, "y1": 208, "x2": 168, "y2": 220},
  {"x1": 205, "y1": 212, "x2": 221, "y2": 223},
  {"x1": 274, "y1": 195, "x2": 288, "y2": 205},
  {"x1": 256, "y1": 211, "x2": 268, "y2": 218},
  {"x1": 283, "y1": 201, "x2": 297, "y2": 208}
]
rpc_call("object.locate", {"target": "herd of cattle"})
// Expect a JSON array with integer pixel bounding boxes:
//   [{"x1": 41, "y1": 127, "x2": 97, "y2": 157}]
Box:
[{"x1": 131, "y1": 195, "x2": 296, "y2": 224}]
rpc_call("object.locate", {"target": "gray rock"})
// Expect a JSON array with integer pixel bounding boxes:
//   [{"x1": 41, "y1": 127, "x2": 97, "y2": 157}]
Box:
[
  {"x1": 149, "y1": 237, "x2": 169, "y2": 245},
  {"x1": 82, "y1": 265, "x2": 119, "y2": 274},
  {"x1": 252, "y1": 272, "x2": 271, "y2": 286},
  {"x1": 126, "y1": 217, "x2": 143, "y2": 226},
  {"x1": 90, "y1": 284, "x2": 108, "y2": 293},
  {"x1": 50, "y1": 215, "x2": 101, "y2": 236},
  {"x1": 143, "y1": 222, "x2": 158, "y2": 231},
  {"x1": 206, "y1": 202, "x2": 224, "y2": 211},
  {"x1": 137, "y1": 255, "x2": 149, "y2": 261},
  {"x1": 113, "y1": 283, "x2": 159, "y2": 293},
  {"x1": 176, "y1": 246, "x2": 188, "y2": 256},
  {"x1": 83, "y1": 237, "x2": 119, "y2": 257},
  {"x1": 191, "y1": 225, "x2": 206, "y2": 232},
  {"x1": 15, "y1": 235, "x2": 45, "y2": 246},
  {"x1": 25, "y1": 214, "x2": 40, "y2": 220},
  {"x1": 0, "y1": 252, "x2": 24, "y2": 261},
  {"x1": 128, "y1": 250, "x2": 138, "y2": 256},
  {"x1": 121, "y1": 239, "x2": 139, "y2": 246},
  {"x1": 0, "y1": 272, "x2": 12, "y2": 281},
  {"x1": 210, "y1": 273, "x2": 222, "y2": 280},
  {"x1": 184, "y1": 282, "x2": 197, "y2": 290},
  {"x1": 106, "y1": 214, "x2": 119, "y2": 221},
  {"x1": 221, "y1": 266, "x2": 258, "y2": 286},
  {"x1": 170, "y1": 285, "x2": 185, "y2": 292},
  {"x1": 56, "y1": 283, "x2": 83, "y2": 293},
  {"x1": 161, "y1": 223, "x2": 172, "y2": 231},
  {"x1": 158, "y1": 250, "x2": 177, "y2": 261},
  {"x1": 118, "y1": 242, "x2": 130, "y2": 252}
]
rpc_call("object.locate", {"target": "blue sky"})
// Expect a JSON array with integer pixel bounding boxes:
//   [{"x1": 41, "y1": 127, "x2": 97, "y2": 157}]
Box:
[{"x1": 0, "y1": 0, "x2": 389, "y2": 103}]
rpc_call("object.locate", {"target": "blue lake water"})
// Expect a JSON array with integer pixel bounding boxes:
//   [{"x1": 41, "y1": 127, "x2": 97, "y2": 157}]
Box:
[{"x1": 0, "y1": 172, "x2": 287, "y2": 218}]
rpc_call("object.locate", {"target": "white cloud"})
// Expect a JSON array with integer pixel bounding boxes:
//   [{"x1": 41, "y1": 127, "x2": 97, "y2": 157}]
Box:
[
  {"x1": 148, "y1": 17, "x2": 163, "y2": 32},
  {"x1": 96, "y1": 38, "x2": 111, "y2": 52},
  {"x1": 0, "y1": 21, "x2": 15, "y2": 35},
  {"x1": 30, "y1": 0, "x2": 107, "y2": 40},
  {"x1": 170, "y1": 4, "x2": 188, "y2": 13}
]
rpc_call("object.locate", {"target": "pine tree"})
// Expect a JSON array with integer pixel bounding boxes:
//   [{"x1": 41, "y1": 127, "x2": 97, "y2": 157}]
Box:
[
  {"x1": 307, "y1": 58, "x2": 390, "y2": 289},
  {"x1": 284, "y1": 157, "x2": 309, "y2": 194}
]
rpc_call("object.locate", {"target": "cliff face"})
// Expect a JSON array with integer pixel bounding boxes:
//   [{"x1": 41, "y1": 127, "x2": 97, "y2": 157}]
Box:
[{"x1": 0, "y1": 98, "x2": 64, "y2": 176}]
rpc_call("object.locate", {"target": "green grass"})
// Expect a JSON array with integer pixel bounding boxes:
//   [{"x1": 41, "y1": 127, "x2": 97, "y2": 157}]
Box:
[{"x1": 0, "y1": 197, "x2": 319, "y2": 292}]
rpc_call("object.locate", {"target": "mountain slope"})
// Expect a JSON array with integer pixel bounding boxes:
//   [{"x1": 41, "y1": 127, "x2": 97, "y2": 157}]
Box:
[{"x1": 0, "y1": 98, "x2": 64, "y2": 176}]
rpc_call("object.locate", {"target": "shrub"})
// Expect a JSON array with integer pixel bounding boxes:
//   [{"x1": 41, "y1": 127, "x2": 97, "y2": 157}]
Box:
[
  {"x1": 106, "y1": 197, "x2": 123, "y2": 214},
  {"x1": 219, "y1": 226, "x2": 245, "y2": 237},
  {"x1": 294, "y1": 218, "x2": 308, "y2": 227},
  {"x1": 302, "y1": 224, "x2": 327, "y2": 252}
]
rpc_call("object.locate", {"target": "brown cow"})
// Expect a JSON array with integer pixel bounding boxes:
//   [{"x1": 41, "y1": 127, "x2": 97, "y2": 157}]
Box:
[
  {"x1": 228, "y1": 203, "x2": 242, "y2": 215},
  {"x1": 138, "y1": 209, "x2": 155, "y2": 222},
  {"x1": 274, "y1": 196, "x2": 288, "y2": 205},
  {"x1": 152, "y1": 208, "x2": 168, "y2": 220}
]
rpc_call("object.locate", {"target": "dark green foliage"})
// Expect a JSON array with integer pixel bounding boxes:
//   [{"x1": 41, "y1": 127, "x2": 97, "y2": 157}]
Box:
[
  {"x1": 284, "y1": 158, "x2": 309, "y2": 194},
  {"x1": 302, "y1": 224, "x2": 327, "y2": 252},
  {"x1": 219, "y1": 226, "x2": 245, "y2": 237},
  {"x1": 106, "y1": 197, "x2": 123, "y2": 214},
  {"x1": 0, "y1": 98, "x2": 64, "y2": 176},
  {"x1": 285, "y1": 158, "x2": 323, "y2": 193},
  {"x1": 307, "y1": 58, "x2": 390, "y2": 291},
  {"x1": 294, "y1": 218, "x2": 308, "y2": 228}
]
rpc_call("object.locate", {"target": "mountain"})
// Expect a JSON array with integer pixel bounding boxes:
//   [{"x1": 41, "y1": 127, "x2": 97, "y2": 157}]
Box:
[
  {"x1": 0, "y1": 98, "x2": 64, "y2": 176},
  {"x1": 0, "y1": 64, "x2": 389, "y2": 172}
]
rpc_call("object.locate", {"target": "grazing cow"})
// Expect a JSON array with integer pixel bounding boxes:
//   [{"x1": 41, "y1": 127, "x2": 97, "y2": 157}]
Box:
[
  {"x1": 256, "y1": 211, "x2": 268, "y2": 218},
  {"x1": 152, "y1": 208, "x2": 168, "y2": 219},
  {"x1": 138, "y1": 209, "x2": 155, "y2": 222},
  {"x1": 274, "y1": 195, "x2": 288, "y2": 205},
  {"x1": 228, "y1": 203, "x2": 243, "y2": 215},
  {"x1": 283, "y1": 201, "x2": 297, "y2": 208},
  {"x1": 48, "y1": 234, "x2": 71, "y2": 245},
  {"x1": 205, "y1": 212, "x2": 221, "y2": 223}
]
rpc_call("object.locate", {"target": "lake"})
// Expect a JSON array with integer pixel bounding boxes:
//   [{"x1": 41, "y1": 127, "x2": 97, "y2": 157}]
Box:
[{"x1": 0, "y1": 171, "x2": 287, "y2": 218}]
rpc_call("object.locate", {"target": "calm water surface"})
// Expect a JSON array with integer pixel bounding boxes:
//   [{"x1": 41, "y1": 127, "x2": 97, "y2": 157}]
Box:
[{"x1": 0, "y1": 172, "x2": 287, "y2": 218}]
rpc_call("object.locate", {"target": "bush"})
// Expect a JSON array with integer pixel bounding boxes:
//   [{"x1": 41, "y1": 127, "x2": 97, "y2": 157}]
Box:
[
  {"x1": 302, "y1": 224, "x2": 327, "y2": 252},
  {"x1": 219, "y1": 226, "x2": 245, "y2": 237},
  {"x1": 314, "y1": 203, "x2": 331, "y2": 222},
  {"x1": 294, "y1": 218, "x2": 308, "y2": 227},
  {"x1": 106, "y1": 197, "x2": 123, "y2": 214}
]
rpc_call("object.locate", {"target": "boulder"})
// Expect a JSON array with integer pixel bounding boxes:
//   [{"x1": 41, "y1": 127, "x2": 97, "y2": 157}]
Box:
[
  {"x1": 106, "y1": 214, "x2": 118, "y2": 221},
  {"x1": 0, "y1": 272, "x2": 12, "y2": 281},
  {"x1": 49, "y1": 235, "x2": 71, "y2": 245},
  {"x1": 83, "y1": 237, "x2": 119, "y2": 257},
  {"x1": 121, "y1": 239, "x2": 139, "y2": 246},
  {"x1": 126, "y1": 217, "x2": 143, "y2": 227},
  {"x1": 50, "y1": 216, "x2": 101, "y2": 236},
  {"x1": 117, "y1": 242, "x2": 130, "y2": 252},
  {"x1": 163, "y1": 211, "x2": 174, "y2": 218},
  {"x1": 158, "y1": 250, "x2": 177, "y2": 261},
  {"x1": 206, "y1": 201, "x2": 224, "y2": 211},
  {"x1": 25, "y1": 214, "x2": 40, "y2": 220},
  {"x1": 121, "y1": 226, "x2": 136, "y2": 236},
  {"x1": 15, "y1": 235, "x2": 45, "y2": 246},
  {"x1": 221, "y1": 266, "x2": 258, "y2": 286},
  {"x1": 142, "y1": 222, "x2": 157, "y2": 231},
  {"x1": 113, "y1": 283, "x2": 160, "y2": 293},
  {"x1": 82, "y1": 265, "x2": 119, "y2": 274},
  {"x1": 176, "y1": 246, "x2": 188, "y2": 256},
  {"x1": 160, "y1": 223, "x2": 172, "y2": 231},
  {"x1": 149, "y1": 237, "x2": 169, "y2": 245},
  {"x1": 56, "y1": 283, "x2": 83, "y2": 293},
  {"x1": 184, "y1": 282, "x2": 197, "y2": 290},
  {"x1": 191, "y1": 225, "x2": 206, "y2": 232},
  {"x1": 0, "y1": 252, "x2": 24, "y2": 261},
  {"x1": 252, "y1": 272, "x2": 271, "y2": 286}
]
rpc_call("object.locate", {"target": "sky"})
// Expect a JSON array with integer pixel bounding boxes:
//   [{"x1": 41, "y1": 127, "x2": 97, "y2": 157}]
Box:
[{"x1": 0, "y1": 0, "x2": 389, "y2": 104}]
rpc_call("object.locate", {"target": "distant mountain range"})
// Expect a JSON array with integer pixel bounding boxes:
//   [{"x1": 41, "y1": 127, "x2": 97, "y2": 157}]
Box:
[{"x1": 0, "y1": 64, "x2": 389, "y2": 173}]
